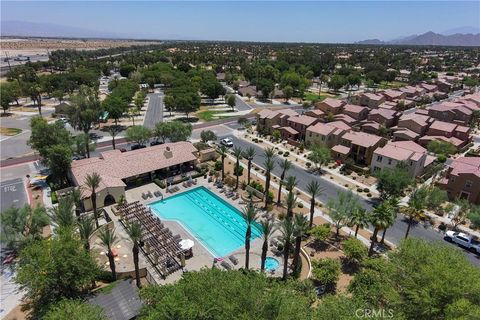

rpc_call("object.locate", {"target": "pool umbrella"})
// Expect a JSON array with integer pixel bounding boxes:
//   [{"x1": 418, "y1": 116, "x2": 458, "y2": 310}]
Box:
[{"x1": 179, "y1": 239, "x2": 195, "y2": 250}]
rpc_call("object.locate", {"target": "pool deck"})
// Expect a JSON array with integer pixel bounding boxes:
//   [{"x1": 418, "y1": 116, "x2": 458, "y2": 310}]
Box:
[{"x1": 106, "y1": 178, "x2": 284, "y2": 285}]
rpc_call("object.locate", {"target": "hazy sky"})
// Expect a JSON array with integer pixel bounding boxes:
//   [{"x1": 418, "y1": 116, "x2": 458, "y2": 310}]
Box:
[{"x1": 2, "y1": 1, "x2": 479, "y2": 42}]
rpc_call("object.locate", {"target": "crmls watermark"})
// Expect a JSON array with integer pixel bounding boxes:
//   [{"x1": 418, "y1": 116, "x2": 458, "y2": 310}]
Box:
[{"x1": 355, "y1": 308, "x2": 394, "y2": 318}]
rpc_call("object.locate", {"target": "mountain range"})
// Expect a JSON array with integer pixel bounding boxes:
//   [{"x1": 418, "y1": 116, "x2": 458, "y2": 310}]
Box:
[{"x1": 356, "y1": 31, "x2": 480, "y2": 47}]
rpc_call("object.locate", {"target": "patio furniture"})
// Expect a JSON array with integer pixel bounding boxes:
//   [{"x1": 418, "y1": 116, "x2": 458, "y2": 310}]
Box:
[
  {"x1": 228, "y1": 255, "x2": 238, "y2": 265},
  {"x1": 221, "y1": 260, "x2": 233, "y2": 270},
  {"x1": 232, "y1": 193, "x2": 239, "y2": 200}
]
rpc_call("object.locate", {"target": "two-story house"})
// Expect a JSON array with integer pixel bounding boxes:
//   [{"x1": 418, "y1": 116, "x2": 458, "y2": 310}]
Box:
[
  {"x1": 437, "y1": 157, "x2": 480, "y2": 204},
  {"x1": 286, "y1": 115, "x2": 318, "y2": 140},
  {"x1": 256, "y1": 109, "x2": 298, "y2": 134},
  {"x1": 315, "y1": 98, "x2": 346, "y2": 115},
  {"x1": 305, "y1": 121, "x2": 350, "y2": 148},
  {"x1": 335, "y1": 131, "x2": 386, "y2": 165},
  {"x1": 342, "y1": 104, "x2": 369, "y2": 121}
]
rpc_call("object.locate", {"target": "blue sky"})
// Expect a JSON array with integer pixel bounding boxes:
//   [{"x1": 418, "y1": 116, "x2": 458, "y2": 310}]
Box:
[{"x1": 1, "y1": 1, "x2": 479, "y2": 42}]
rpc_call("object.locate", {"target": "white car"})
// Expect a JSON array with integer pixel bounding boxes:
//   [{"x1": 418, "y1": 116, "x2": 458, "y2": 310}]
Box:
[
  {"x1": 220, "y1": 138, "x2": 234, "y2": 147},
  {"x1": 444, "y1": 231, "x2": 480, "y2": 254}
]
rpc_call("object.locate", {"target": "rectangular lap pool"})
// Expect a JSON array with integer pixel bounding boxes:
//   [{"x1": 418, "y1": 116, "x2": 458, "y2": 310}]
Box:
[{"x1": 149, "y1": 186, "x2": 262, "y2": 257}]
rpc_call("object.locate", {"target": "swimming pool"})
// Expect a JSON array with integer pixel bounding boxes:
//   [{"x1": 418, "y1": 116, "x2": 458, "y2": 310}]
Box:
[
  {"x1": 265, "y1": 257, "x2": 280, "y2": 271},
  {"x1": 149, "y1": 186, "x2": 262, "y2": 257}
]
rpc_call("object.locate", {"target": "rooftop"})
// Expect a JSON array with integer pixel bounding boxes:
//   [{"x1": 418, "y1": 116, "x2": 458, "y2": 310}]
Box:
[
  {"x1": 449, "y1": 157, "x2": 480, "y2": 178},
  {"x1": 341, "y1": 131, "x2": 383, "y2": 148},
  {"x1": 287, "y1": 115, "x2": 317, "y2": 126}
]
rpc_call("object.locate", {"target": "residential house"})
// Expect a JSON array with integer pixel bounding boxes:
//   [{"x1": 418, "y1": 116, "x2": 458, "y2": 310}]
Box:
[
  {"x1": 392, "y1": 127, "x2": 420, "y2": 141},
  {"x1": 367, "y1": 108, "x2": 400, "y2": 127},
  {"x1": 342, "y1": 104, "x2": 369, "y2": 121},
  {"x1": 334, "y1": 114, "x2": 357, "y2": 126},
  {"x1": 371, "y1": 141, "x2": 434, "y2": 177},
  {"x1": 437, "y1": 157, "x2": 480, "y2": 204},
  {"x1": 426, "y1": 120, "x2": 471, "y2": 142},
  {"x1": 399, "y1": 86, "x2": 426, "y2": 99},
  {"x1": 360, "y1": 121, "x2": 381, "y2": 135},
  {"x1": 381, "y1": 89, "x2": 406, "y2": 102},
  {"x1": 397, "y1": 113, "x2": 432, "y2": 135},
  {"x1": 436, "y1": 80, "x2": 452, "y2": 93},
  {"x1": 256, "y1": 109, "x2": 298, "y2": 134},
  {"x1": 428, "y1": 102, "x2": 473, "y2": 125},
  {"x1": 305, "y1": 109, "x2": 325, "y2": 120},
  {"x1": 315, "y1": 98, "x2": 346, "y2": 115},
  {"x1": 286, "y1": 115, "x2": 319, "y2": 140},
  {"x1": 419, "y1": 83, "x2": 438, "y2": 93},
  {"x1": 464, "y1": 93, "x2": 480, "y2": 107},
  {"x1": 351, "y1": 93, "x2": 386, "y2": 108},
  {"x1": 305, "y1": 122, "x2": 350, "y2": 148},
  {"x1": 335, "y1": 131, "x2": 386, "y2": 165},
  {"x1": 238, "y1": 85, "x2": 257, "y2": 97}
]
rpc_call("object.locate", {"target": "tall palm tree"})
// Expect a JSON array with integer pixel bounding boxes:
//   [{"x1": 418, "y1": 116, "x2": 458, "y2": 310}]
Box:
[
  {"x1": 292, "y1": 214, "x2": 309, "y2": 274},
  {"x1": 263, "y1": 148, "x2": 276, "y2": 209},
  {"x1": 280, "y1": 218, "x2": 295, "y2": 280},
  {"x1": 233, "y1": 146, "x2": 243, "y2": 190},
  {"x1": 286, "y1": 190, "x2": 297, "y2": 219},
  {"x1": 98, "y1": 227, "x2": 118, "y2": 281},
  {"x1": 218, "y1": 145, "x2": 227, "y2": 181},
  {"x1": 284, "y1": 175, "x2": 297, "y2": 193},
  {"x1": 48, "y1": 197, "x2": 75, "y2": 230},
  {"x1": 125, "y1": 222, "x2": 143, "y2": 288},
  {"x1": 277, "y1": 159, "x2": 292, "y2": 204},
  {"x1": 306, "y1": 180, "x2": 324, "y2": 228},
  {"x1": 108, "y1": 126, "x2": 120, "y2": 150},
  {"x1": 260, "y1": 219, "x2": 276, "y2": 272},
  {"x1": 368, "y1": 201, "x2": 393, "y2": 257},
  {"x1": 242, "y1": 147, "x2": 256, "y2": 185},
  {"x1": 70, "y1": 188, "x2": 83, "y2": 216},
  {"x1": 402, "y1": 189, "x2": 426, "y2": 239},
  {"x1": 84, "y1": 172, "x2": 102, "y2": 228},
  {"x1": 78, "y1": 215, "x2": 95, "y2": 251},
  {"x1": 242, "y1": 202, "x2": 258, "y2": 270},
  {"x1": 349, "y1": 208, "x2": 369, "y2": 238},
  {"x1": 380, "y1": 197, "x2": 399, "y2": 244}
]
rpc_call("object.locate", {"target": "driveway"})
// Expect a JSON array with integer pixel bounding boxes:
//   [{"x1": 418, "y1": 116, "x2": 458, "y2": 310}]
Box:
[
  {"x1": 144, "y1": 92, "x2": 164, "y2": 129},
  {"x1": 0, "y1": 178, "x2": 28, "y2": 212},
  {"x1": 217, "y1": 133, "x2": 480, "y2": 266}
]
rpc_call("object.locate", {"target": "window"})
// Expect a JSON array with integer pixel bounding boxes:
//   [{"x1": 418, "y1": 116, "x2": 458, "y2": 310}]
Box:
[
  {"x1": 373, "y1": 166, "x2": 380, "y2": 172},
  {"x1": 388, "y1": 159, "x2": 392, "y2": 165},
  {"x1": 465, "y1": 180, "x2": 473, "y2": 188},
  {"x1": 409, "y1": 161, "x2": 414, "y2": 166},
  {"x1": 376, "y1": 155, "x2": 383, "y2": 162},
  {"x1": 321, "y1": 136, "x2": 325, "y2": 141}
]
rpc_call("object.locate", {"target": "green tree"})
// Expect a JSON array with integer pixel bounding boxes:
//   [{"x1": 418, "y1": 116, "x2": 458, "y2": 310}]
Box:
[
  {"x1": 292, "y1": 214, "x2": 309, "y2": 273},
  {"x1": 349, "y1": 207, "x2": 369, "y2": 238},
  {"x1": 310, "y1": 224, "x2": 331, "y2": 244},
  {"x1": 308, "y1": 144, "x2": 331, "y2": 172},
  {"x1": 263, "y1": 148, "x2": 277, "y2": 209},
  {"x1": 218, "y1": 145, "x2": 227, "y2": 181},
  {"x1": 73, "y1": 133, "x2": 96, "y2": 158},
  {"x1": 125, "y1": 125, "x2": 151, "y2": 146},
  {"x1": 200, "y1": 130, "x2": 217, "y2": 143},
  {"x1": 77, "y1": 216, "x2": 95, "y2": 251},
  {"x1": 102, "y1": 95, "x2": 128, "y2": 126},
  {"x1": 125, "y1": 222, "x2": 143, "y2": 288},
  {"x1": 139, "y1": 268, "x2": 313, "y2": 319},
  {"x1": 0, "y1": 204, "x2": 49, "y2": 249},
  {"x1": 327, "y1": 190, "x2": 362, "y2": 239},
  {"x1": 84, "y1": 172, "x2": 102, "y2": 228},
  {"x1": 342, "y1": 237, "x2": 367, "y2": 265},
  {"x1": 312, "y1": 258, "x2": 341, "y2": 291},
  {"x1": 283, "y1": 85, "x2": 293, "y2": 102},
  {"x1": 368, "y1": 200, "x2": 395, "y2": 256},
  {"x1": 285, "y1": 186, "x2": 298, "y2": 219},
  {"x1": 154, "y1": 121, "x2": 192, "y2": 143},
  {"x1": 260, "y1": 219, "x2": 276, "y2": 272},
  {"x1": 306, "y1": 180, "x2": 324, "y2": 228},
  {"x1": 98, "y1": 227, "x2": 118, "y2": 281},
  {"x1": 44, "y1": 299, "x2": 106, "y2": 320},
  {"x1": 375, "y1": 165, "x2": 412, "y2": 200},
  {"x1": 277, "y1": 159, "x2": 292, "y2": 204},
  {"x1": 242, "y1": 147, "x2": 256, "y2": 185},
  {"x1": 280, "y1": 218, "x2": 295, "y2": 280},
  {"x1": 107, "y1": 126, "x2": 120, "y2": 150},
  {"x1": 48, "y1": 196, "x2": 76, "y2": 230},
  {"x1": 233, "y1": 146, "x2": 243, "y2": 190},
  {"x1": 164, "y1": 95, "x2": 175, "y2": 117},
  {"x1": 242, "y1": 202, "x2": 258, "y2": 270},
  {"x1": 15, "y1": 228, "x2": 99, "y2": 317},
  {"x1": 0, "y1": 82, "x2": 14, "y2": 114},
  {"x1": 227, "y1": 94, "x2": 236, "y2": 111},
  {"x1": 28, "y1": 116, "x2": 72, "y2": 158},
  {"x1": 328, "y1": 75, "x2": 347, "y2": 92},
  {"x1": 46, "y1": 144, "x2": 73, "y2": 184},
  {"x1": 427, "y1": 140, "x2": 457, "y2": 156},
  {"x1": 272, "y1": 129, "x2": 281, "y2": 141}
]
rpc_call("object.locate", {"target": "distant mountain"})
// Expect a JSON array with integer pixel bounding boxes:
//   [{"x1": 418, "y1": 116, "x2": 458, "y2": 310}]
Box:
[
  {"x1": 356, "y1": 31, "x2": 480, "y2": 47},
  {"x1": 1, "y1": 20, "x2": 123, "y2": 39},
  {"x1": 443, "y1": 26, "x2": 480, "y2": 36}
]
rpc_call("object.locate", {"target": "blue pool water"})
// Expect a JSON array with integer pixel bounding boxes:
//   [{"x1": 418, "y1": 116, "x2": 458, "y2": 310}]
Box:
[
  {"x1": 265, "y1": 257, "x2": 280, "y2": 271},
  {"x1": 149, "y1": 186, "x2": 262, "y2": 257}
]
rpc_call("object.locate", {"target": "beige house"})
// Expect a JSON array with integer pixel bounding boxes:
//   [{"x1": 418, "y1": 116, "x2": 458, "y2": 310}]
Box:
[
  {"x1": 69, "y1": 142, "x2": 198, "y2": 211},
  {"x1": 397, "y1": 113, "x2": 432, "y2": 135},
  {"x1": 305, "y1": 122, "x2": 350, "y2": 148},
  {"x1": 351, "y1": 93, "x2": 386, "y2": 109},
  {"x1": 256, "y1": 109, "x2": 298, "y2": 134},
  {"x1": 315, "y1": 98, "x2": 346, "y2": 115},
  {"x1": 336, "y1": 131, "x2": 386, "y2": 165}
]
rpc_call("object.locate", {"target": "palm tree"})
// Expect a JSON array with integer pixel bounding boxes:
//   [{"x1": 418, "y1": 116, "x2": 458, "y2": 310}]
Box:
[
  {"x1": 84, "y1": 172, "x2": 102, "y2": 228},
  {"x1": 349, "y1": 208, "x2": 369, "y2": 238},
  {"x1": 277, "y1": 159, "x2": 292, "y2": 204},
  {"x1": 380, "y1": 197, "x2": 399, "y2": 243},
  {"x1": 70, "y1": 188, "x2": 83, "y2": 216},
  {"x1": 368, "y1": 201, "x2": 393, "y2": 257},
  {"x1": 77, "y1": 215, "x2": 95, "y2": 251},
  {"x1": 98, "y1": 227, "x2": 118, "y2": 281},
  {"x1": 108, "y1": 126, "x2": 120, "y2": 150},
  {"x1": 242, "y1": 147, "x2": 256, "y2": 185},
  {"x1": 286, "y1": 190, "x2": 297, "y2": 219},
  {"x1": 284, "y1": 175, "x2": 297, "y2": 192},
  {"x1": 292, "y1": 214, "x2": 309, "y2": 274},
  {"x1": 402, "y1": 189, "x2": 426, "y2": 239},
  {"x1": 263, "y1": 148, "x2": 276, "y2": 209},
  {"x1": 218, "y1": 145, "x2": 227, "y2": 181},
  {"x1": 125, "y1": 222, "x2": 143, "y2": 288},
  {"x1": 306, "y1": 180, "x2": 324, "y2": 228},
  {"x1": 48, "y1": 197, "x2": 75, "y2": 230},
  {"x1": 280, "y1": 218, "x2": 295, "y2": 280},
  {"x1": 242, "y1": 202, "x2": 258, "y2": 270},
  {"x1": 260, "y1": 219, "x2": 276, "y2": 272},
  {"x1": 233, "y1": 146, "x2": 243, "y2": 190}
]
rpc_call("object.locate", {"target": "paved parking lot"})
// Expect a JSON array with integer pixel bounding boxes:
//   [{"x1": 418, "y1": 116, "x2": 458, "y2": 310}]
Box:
[{"x1": 0, "y1": 178, "x2": 28, "y2": 212}]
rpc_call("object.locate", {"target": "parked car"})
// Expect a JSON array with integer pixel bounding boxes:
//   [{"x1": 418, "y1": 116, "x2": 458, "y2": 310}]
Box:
[
  {"x1": 150, "y1": 140, "x2": 163, "y2": 146},
  {"x1": 444, "y1": 231, "x2": 480, "y2": 254},
  {"x1": 220, "y1": 138, "x2": 234, "y2": 147},
  {"x1": 89, "y1": 133, "x2": 102, "y2": 140},
  {"x1": 131, "y1": 144, "x2": 146, "y2": 151},
  {"x1": 119, "y1": 148, "x2": 127, "y2": 153}
]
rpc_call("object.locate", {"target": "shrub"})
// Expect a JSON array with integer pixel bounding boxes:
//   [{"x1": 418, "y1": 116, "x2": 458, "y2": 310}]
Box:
[
  {"x1": 249, "y1": 181, "x2": 265, "y2": 193},
  {"x1": 352, "y1": 177, "x2": 357, "y2": 180},
  {"x1": 312, "y1": 258, "x2": 341, "y2": 289},
  {"x1": 298, "y1": 203, "x2": 304, "y2": 209},
  {"x1": 278, "y1": 150, "x2": 284, "y2": 155},
  {"x1": 342, "y1": 238, "x2": 367, "y2": 264},
  {"x1": 154, "y1": 179, "x2": 166, "y2": 189},
  {"x1": 51, "y1": 191, "x2": 58, "y2": 204},
  {"x1": 357, "y1": 188, "x2": 363, "y2": 193},
  {"x1": 310, "y1": 224, "x2": 331, "y2": 242},
  {"x1": 438, "y1": 222, "x2": 447, "y2": 231},
  {"x1": 367, "y1": 193, "x2": 372, "y2": 197},
  {"x1": 283, "y1": 152, "x2": 289, "y2": 157},
  {"x1": 437, "y1": 154, "x2": 447, "y2": 163},
  {"x1": 214, "y1": 160, "x2": 223, "y2": 171},
  {"x1": 233, "y1": 165, "x2": 244, "y2": 177},
  {"x1": 344, "y1": 184, "x2": 349, "y2": 188},
  {"x1": 363, "y1": 188, "x2": 369, "y2": 193},
  {"x1": 306, "y1": 162, "x2": 311, "y2": 168}
]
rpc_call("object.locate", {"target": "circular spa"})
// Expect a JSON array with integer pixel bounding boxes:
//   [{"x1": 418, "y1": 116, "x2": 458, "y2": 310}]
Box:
[{"x1": 264, "y1": 257, "x2": 280, "y2": 272}]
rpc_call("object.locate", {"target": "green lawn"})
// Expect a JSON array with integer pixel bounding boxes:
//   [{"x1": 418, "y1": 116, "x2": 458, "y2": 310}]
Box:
[
  {"x1": 303, "y1": 93, "x2": 339, "y2": 102},
  {"x1": 378, "y1": 81, "x2": 407, "y2": 89},
  {"x1": 196, "y1": 109, "x2": 234, "y2": 122},
  {"x1": 0, "y1": 127, "x2": 22, "y2": 136}
]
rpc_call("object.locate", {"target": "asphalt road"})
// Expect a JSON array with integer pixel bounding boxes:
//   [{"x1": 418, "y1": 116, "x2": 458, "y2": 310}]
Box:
[
  {"x1": 0, "y1": 178, "x2": 28, "y2": 212},
  {"x1": 234, "y1": 94, "x2": 253, "y2": 111},
  {"x1": 144, "y1": 92, "x2": 164, "y2": 129},
  {"x1": 218, "y1": 132, "x2": 480, "y2": 266}
]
